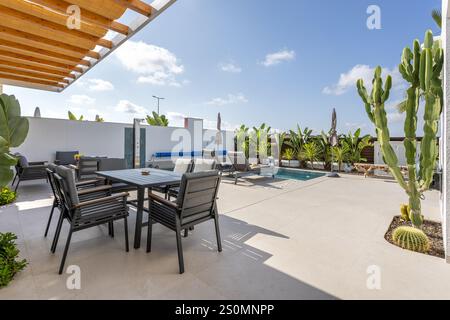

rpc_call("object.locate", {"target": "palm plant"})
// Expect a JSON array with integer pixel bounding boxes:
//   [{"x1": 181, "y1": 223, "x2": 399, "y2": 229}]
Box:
[
  {"x1": 332, "y1": 144, "x2": 350, "y2": 172},
  {"x1": 146, "y1": 111, "x2": 169, "y2": 126},
  {"x1": 317, "y1": 131, "x2": 332, "y2": 170},
  {"x1": 235, "y1": 125, "x2": 250, "y2": 159},
  {"x1": 283, "y1": 148, "x2": 295, "y2": 163},
  {"x1": 300, "y1": 141, "x2": 320, "y2": 169},
  {"x1": 251, "y1": 123, "x2": 271, "y2": 163},
  {"x1": 68, "y1": 111, "x2": 83, "y2": 121},
  {"x1": 95, "y1": 115, "x2": 104, "y2": 122},
  {"x1": 432, "y1": 9, "x2": 442, "y2": 29},
  {"x1": 286, "y1": 125, "x2": 312, "y2": 167},
  {"x1": 341, "y1": 129, "x2": 372, "y2": 165}
]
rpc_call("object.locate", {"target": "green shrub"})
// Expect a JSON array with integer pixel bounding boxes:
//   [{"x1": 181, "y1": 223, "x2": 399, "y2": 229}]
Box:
[
  {"x1": 0, "y1": 188, "x2": 16, "y2": 206},
  {"x1": 0, "y1": 232, "x2": 27, "y2": 288},
  {"x1": 392, "y1": 226, "x2": 430, "y2": 253}
]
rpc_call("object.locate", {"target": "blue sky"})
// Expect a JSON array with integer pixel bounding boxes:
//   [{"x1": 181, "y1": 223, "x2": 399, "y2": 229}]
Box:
[{"x1": 4, "y1": 0, "x2": 442, "y2": 136}]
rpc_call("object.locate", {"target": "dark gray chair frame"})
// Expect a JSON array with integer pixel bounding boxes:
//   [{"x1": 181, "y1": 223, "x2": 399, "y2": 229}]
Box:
[
  {"x1": 44, "y1": 166, "x2": 114, "y2": 238},
  {"x1": 12, "y1": 158, "x2": 48, "y2": 192},
  {"x1": 55, "y1": 151, "x2": 79, "y2": 166},
  {"x1": 146, "y1": 171, "x2": 222, "y2": 274},
  {"x1": 52, "y1": 172, "x2": 130, "y2": 274}
]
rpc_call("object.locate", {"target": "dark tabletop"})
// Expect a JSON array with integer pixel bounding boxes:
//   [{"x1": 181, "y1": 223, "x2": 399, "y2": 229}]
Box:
[{"x1": 96, "y1": 168, "x2": 182, "y2": 188}]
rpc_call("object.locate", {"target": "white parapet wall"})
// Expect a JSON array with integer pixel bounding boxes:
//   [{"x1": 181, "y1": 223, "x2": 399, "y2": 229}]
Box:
[{"x1": 11, "y1": 117, "x2": 235, "y2": 164}]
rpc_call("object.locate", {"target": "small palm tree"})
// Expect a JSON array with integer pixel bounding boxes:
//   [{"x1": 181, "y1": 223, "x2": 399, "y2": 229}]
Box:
[
  {"x1": 275, "y1": 132, "x2": 287, "y2": 166},
  {"x1": 95, "y1": 115, "x2": 104, "y2": 122},
  {"x1": 146, "y1": 111, "x2": 169, "y2": 126},
  {"x1": 300, "y1": 141, "x2": 320, "y2": 169},
  {"x1": 251, "y1": 123, "x2": 271, "y2": 163},
  {"x1": 235, "y1": 125, "x2": 250, "y2": 159},
  {"x1": 332, "y1": 144, "x2": 350, "y2": 172},
  {"x1": 68, "y1": 111, "x2": 83, "y2": 121},
  {"x1": 283, "y1": 148, "x2": 295, "y2": 162}
]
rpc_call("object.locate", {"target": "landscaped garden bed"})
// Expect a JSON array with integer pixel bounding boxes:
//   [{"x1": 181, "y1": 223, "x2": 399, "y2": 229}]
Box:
[{"x1": 385, "y1": 216, "x2": 444, "y2": 259}]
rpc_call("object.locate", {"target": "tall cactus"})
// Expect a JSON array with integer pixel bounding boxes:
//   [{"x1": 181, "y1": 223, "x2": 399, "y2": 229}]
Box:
[
  {"x1": 0, "y1": 94, "x2": 29, "y2": 188},
  {"x1": 356, "y1": 30, "x2": 443, "y2": 228}
]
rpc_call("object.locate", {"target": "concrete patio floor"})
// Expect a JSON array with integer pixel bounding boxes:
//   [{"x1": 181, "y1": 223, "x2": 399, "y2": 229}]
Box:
[{"x1": 0, "y1": 172, "x2": 448, "y2": 300}]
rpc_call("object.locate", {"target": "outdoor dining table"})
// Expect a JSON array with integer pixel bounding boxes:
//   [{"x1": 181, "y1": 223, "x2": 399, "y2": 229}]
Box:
[{"x1": 96, "y1": 168, "x2": 182, "y2": 249}]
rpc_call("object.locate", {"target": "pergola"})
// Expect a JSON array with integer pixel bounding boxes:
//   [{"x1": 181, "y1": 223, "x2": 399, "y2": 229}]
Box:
[{"x1": 0, "y1": 0, "x2": 176, "y2": 92}]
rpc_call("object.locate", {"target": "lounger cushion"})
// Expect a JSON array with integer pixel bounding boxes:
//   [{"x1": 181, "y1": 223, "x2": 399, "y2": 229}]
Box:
[{"x1": 192, "y1": 159, "x2": 216, "y2": 173}]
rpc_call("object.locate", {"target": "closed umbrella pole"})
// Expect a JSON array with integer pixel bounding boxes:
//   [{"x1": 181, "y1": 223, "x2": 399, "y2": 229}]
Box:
[{"x1": 328, "y1": 108, "x2": 340, "y2": 178}]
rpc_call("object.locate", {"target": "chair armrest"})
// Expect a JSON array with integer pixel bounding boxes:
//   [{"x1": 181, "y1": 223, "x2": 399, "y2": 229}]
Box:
[
  {"x1": 76, "y1": 177, "x2": 105, "y2": 187},
  {"x1": 73, "y1": 192, "x2": 129, "y2": 209},
  {"x1": 68, "y1": 164, "x2": 78, "y2": 170},
  {"x1": 77, "y1": 185, "x2": 112, "y2": 196},
  {"x1": 23, "y1": 165, "x2": 47, "y2": 170},
  {"x1": 29, "y1": 161, "x2": 47, "y2": 166},
  {"x1": 149, "y1": 193, "x2": 179, "y2": 210}
]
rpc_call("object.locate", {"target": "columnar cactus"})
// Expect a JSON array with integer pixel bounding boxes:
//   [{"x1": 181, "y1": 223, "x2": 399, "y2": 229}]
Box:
[
  {"x1": 357, "y1": 30, "x2": 443, "y2": 229},
  {"x1": 0, "y1": 94, "x2": 29, "y2": 188}
]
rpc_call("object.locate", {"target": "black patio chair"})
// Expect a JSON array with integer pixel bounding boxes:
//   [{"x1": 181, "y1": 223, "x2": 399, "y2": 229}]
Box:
[
  {"x1": 55, "y1": 151, "x2": 79, "y2": 166},
  {"x1": 146, "y1": 170, "x2": 222, "y2": 274},
  {"x1": 52, "y1": 165, "x2": 130, "y2": 274},
  {"x1": 44, "y1": 163, "x2": 115, "y2": 238},
  {"x1": 12, "y1": 154, "x2": 48, "y2": 192},
  {"x1": 72, "y1": 156, "x2": 103, "y2": 181}
]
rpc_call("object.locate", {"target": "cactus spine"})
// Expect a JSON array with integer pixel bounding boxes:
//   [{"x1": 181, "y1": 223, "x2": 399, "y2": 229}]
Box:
[{"x1": 357, "y1": 30, "x2": 443, "y2": 229}]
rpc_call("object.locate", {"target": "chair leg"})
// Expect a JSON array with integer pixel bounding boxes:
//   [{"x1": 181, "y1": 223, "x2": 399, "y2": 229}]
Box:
[
  {"x1": 214, "y1": 206, "x2": 222, "y2": 252},
  {"x1": 44, "y1": 201, "x2": 57, "y2": 237},
  {"x1": 124, "y1": 217, "x2": 129, "y2": 252},
  {"x1": 14, "y1": 179, "x2": 20, "y2": 192},
  {"x1": 184, "y1": 228, "x2": 188, "y2": 238},
  {"x1": 146, "y1": 217, "x2": 153, "y2": 253},
  {"x1": 175, "y1": 227, "x2": 185, "y2": 274},
  {"x1": 51, "y1": 211, "x2": 64, "y2": 253},
  {"x1": 12, "y1": 174, "x2": 17, "y2": 186},
  {"x1": 108, "y1": 221, "x2": 115, "y2": 238},
  {"x1": 58, "y1": 229, "x2": 73, "y2": 275}
]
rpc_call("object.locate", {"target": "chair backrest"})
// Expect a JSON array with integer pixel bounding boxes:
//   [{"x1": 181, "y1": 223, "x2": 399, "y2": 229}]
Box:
[
  {"x1": 192, "y1": 159, "x2": 216, "y2": 173},
  {"x1": 55, "y1": 151, "x2": 79, "y2": 166},
  {"x1": 78, "y1": 156, "x2": 100, "y2": 180},
  {"x1": 176, "y1": 170, "x2": 221, "y2": 222},
  {"x1": 55, "y1": 165, "x2": 79, "y2": 209},
  {"x1": 173, "y1": 159, "x2": 193, "y2": 174},
  {"x1": 46, "y1": 165, "x2": 63, "y2": 206},
  {"x1": 98, "y1": 158, "x2": 126, "y2": 171},
  {"x1": 227, "y1": 151, "x2": 248, "y2": 171},
  {"x1": 15, "y1": 154, "x2": 29, "y2": 169}
]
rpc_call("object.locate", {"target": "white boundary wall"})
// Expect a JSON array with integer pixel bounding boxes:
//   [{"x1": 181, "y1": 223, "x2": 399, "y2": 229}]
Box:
[{"x1": 11, "y1": 117, "x2": 235, "y2": 163}]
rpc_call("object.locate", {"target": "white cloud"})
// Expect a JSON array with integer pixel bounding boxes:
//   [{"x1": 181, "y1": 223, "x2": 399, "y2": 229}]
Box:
[
  {"x1": 115, "y1": 100, "x2": 148, "y2": 116},
  {"x1": 323, "y1": 64, "x2": 405, "y2": 96},
  {"x1": 261, "y1": 49, "x2": 295, "y2": 67},
  {"x1": 387, "y1": 112, "x2": 405, "y2": 123},
  {"x1": 205, "y1": 93, "x2": 248, "y2": 106},
  {"x1": 87, "y1": 79, "x2": 114, "y2": 91},
  {"x1": 220, "y1": 62, "x2": 242, "y2": 73},
  {"x1": 115, "y1": 41, "x2": 185, "y2": 87},
  {"x1": 68, "y1": 94, "x2": 95, "y2": 105}
]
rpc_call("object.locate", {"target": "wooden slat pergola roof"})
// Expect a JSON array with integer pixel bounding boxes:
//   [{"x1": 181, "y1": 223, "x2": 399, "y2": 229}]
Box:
[{"x1": 0, "y1": 0, "x2": 176, "y2": 92}]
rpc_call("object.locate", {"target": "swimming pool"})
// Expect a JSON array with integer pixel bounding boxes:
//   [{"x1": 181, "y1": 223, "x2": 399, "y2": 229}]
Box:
[{"x1": 274, "y1": 168, "x2": 326, "y2": 181}]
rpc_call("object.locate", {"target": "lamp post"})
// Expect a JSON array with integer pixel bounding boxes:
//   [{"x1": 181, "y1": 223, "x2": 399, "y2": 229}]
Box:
[{"x1": 152, "y1": 95, "x2": 165, "y2": 115}]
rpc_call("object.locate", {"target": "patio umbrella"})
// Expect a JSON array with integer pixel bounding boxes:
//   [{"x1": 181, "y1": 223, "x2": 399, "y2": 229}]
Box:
[
  {"x1": 216, "y1": 112, "x2": 222, "y2": 146},
  {"x1": 328, "y1": 108, "x2": 340, "y2": 178}
]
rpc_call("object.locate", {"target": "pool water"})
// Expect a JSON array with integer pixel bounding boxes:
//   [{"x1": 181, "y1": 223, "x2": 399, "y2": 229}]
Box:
[{"x1": 274, "y1": 168, "x2": 326, "y2": 181}]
